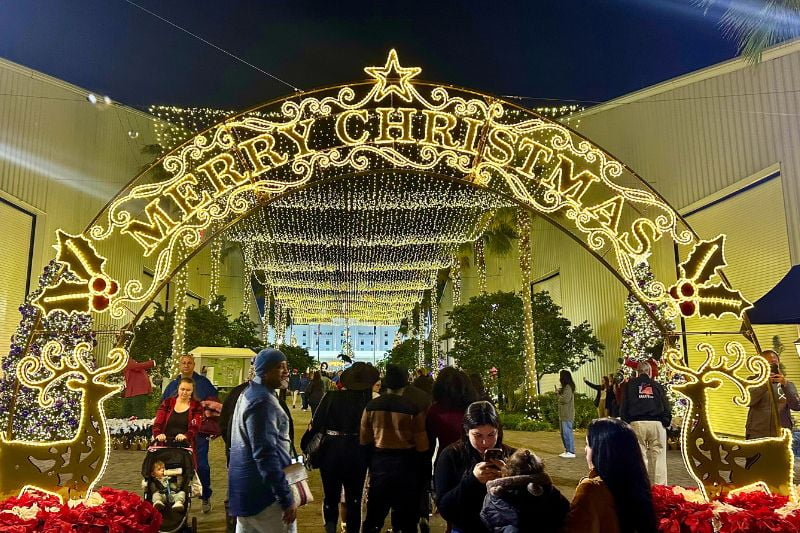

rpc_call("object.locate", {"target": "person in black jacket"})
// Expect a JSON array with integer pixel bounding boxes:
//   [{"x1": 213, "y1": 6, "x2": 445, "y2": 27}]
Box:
[
  {"x1": 480, "y1": 448, "x2": 569, "y2": 533},
  {"x1": 313, "y1": 362, "x2": 379, "y2": 533},
  {"x1": 434, "y1": 401, "x2": 514, "y2": 533},
  {"x1": 620, "y1": 361, "x2": 671, "y2": 485}
]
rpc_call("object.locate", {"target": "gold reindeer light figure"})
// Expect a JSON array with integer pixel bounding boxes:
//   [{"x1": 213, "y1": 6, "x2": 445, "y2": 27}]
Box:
[
  {"x1": 666, "y1": 342, "x2": 795, "y2": 501},
  {"x1": 0, "y1": 340, "x2": 127, "y2": 501}
]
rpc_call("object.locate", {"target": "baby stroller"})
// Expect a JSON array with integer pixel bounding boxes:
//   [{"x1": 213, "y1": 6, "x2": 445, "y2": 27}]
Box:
[{"x1": 141, "y1": 442, "x2": 198, "y2": 533}]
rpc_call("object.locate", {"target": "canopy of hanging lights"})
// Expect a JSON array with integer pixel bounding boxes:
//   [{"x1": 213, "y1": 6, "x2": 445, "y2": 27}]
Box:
[{"x1": 227, "y1": 172, "x2": 515, "y2": 325}]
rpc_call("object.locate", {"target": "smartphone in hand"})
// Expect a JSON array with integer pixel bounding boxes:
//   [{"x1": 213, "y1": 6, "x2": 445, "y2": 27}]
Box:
[{"x1": 484, "y1": 448, "x2": 504, "y2": 462}]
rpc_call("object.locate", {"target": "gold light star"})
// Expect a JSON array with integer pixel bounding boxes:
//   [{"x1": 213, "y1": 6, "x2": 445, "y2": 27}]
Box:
[{"x1": 364, "y1": 49, "x2": 422, "y2": 102}]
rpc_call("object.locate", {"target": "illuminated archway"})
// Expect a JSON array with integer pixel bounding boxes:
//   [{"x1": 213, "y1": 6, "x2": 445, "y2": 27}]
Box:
[{"x1": 0, "y1": 50, "x2": 775, "y2": 502}]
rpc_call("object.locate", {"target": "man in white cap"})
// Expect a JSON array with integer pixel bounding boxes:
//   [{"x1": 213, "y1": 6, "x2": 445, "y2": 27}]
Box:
[{"x1": 229, "y1": 348, "x2": 297, "y2": 531}]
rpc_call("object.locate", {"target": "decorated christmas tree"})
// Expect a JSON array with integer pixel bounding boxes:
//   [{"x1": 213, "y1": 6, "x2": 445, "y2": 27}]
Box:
[
  {"x1": 620, "y1": 262, "x2": 673, "y2": 367},
  {"x1": 619, "y1": 262, "x2": 685, "y2": 416},
  {"x1": 0, "y1": 261, "x2": 96, "y2": 441}
]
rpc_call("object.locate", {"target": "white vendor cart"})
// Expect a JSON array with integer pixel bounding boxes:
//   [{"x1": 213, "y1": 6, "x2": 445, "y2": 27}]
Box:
[{"x1": 188, "y1": 346, "x2": 257, "y2": 391}]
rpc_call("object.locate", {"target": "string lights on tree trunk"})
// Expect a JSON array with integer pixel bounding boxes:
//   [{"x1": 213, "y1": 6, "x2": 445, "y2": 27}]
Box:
[{"x1": 516, "y1": 209, "x2": 539, "y2": 415}]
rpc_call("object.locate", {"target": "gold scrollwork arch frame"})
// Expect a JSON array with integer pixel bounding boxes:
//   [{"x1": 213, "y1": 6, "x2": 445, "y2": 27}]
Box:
[{"x1": 2, "y1": 50, "x2": 771, "y2": 502}]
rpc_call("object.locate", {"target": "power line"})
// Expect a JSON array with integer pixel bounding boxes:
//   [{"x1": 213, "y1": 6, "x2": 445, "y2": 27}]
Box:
[
  {"x1": 504, "y1": 85, "x2": 800, "y2": 106},
  {"x1": 123, "y1": 0, "x2": 302, "y2": 93}
]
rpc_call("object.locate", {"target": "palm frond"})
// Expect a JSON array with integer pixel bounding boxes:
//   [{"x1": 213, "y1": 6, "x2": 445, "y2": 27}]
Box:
[
  {"x1": 456, "y1": 242, "x2": 472, "y2": 268},
  {"x1": 482, "y1": 207, "x2": 520, "y2": 257},
  {"x1": 696, "y1": 0, "x2": 800, "y2": 62}
]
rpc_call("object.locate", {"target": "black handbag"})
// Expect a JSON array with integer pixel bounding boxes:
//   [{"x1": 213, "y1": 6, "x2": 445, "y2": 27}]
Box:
[
  {"x1": 300, "y1": 394, "x2": 331, "y2": 469},
  {"x1": 301, "y1": 430, "x2": 326, "y2": 469}
]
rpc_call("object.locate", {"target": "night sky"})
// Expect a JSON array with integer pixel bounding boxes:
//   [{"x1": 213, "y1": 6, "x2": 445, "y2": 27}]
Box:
[{"x1": 0, "y1": 0, "x2": 740, "y2": 111}]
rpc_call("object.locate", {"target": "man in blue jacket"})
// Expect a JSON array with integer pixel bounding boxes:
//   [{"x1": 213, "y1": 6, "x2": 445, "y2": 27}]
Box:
[
  {"x1": 229, "y1": 348, "x2": 297, "y2": 531},
  {"x1": 162, "y1": 354, "x2": 219, "y2": 512}
]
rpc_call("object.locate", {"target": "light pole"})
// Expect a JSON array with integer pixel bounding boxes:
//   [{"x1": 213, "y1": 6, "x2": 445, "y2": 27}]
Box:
[{"x1": 373, "y1": 325, "x2": 377, "y2": 365}]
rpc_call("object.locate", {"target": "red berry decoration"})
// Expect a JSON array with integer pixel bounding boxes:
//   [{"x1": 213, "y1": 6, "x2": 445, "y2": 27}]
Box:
[
  {"x1": 669, "y1": 286, "x2": 679, "y2": 299},
  {"x1": 679, "y1": 300, "x2": 696, "y2": 317},
  {"x1": 92, "y1": 294, "x2": 109, "y2": 311},
  {"x1": 91, "y1": 276, "x2": 107, "y2": 293},
  {"x1": 680, "y1": 282, "x2": 695, "y2": 297},
  {"x1": 108, "y1": 280, "x2": 119, "y2": 295}
]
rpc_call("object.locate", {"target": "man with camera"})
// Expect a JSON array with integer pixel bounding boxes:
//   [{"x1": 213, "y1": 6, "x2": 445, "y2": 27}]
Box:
[{"x1": 746, "y1": 350, "x2": 800, "y2": 441}]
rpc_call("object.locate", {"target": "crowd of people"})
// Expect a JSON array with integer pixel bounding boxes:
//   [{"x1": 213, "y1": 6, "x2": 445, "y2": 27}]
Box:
[{"x1": 150, "y1": 349, "x2": 714, "y2": 532}]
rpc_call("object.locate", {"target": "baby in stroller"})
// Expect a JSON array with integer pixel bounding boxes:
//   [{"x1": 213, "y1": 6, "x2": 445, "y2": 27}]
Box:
[
  {"x1": 147, "y1": 460, "x2": 186, "y2": 511},
  {"x1": 142, "y1": 444, "x2": 197, "y2": 533}
]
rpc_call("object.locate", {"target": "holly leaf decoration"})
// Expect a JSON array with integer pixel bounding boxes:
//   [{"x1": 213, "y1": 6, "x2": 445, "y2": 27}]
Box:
[
  {"x1": 32, "y1": 279, "x2": 91, "y2": 316},
  {"x1": 679, "y1": 234, "x2": 725, "y2": 284},
  {"x1": 54, "y1": 231, "x2": 105, "y2": 281},
  {"x1": 694, "y1": 283, "x2": 753, "y2": 319},
  {"x1": 669, "y1": 235, "x2": 752, "y2": 319}
]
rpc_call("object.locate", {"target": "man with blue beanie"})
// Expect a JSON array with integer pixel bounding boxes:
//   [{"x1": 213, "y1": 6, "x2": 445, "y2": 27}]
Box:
[{"x1": 229, "y1": 348, "x2": 297, "y2": 531}]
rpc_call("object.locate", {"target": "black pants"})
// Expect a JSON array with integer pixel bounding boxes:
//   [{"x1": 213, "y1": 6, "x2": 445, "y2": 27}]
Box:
[
  {"x1": 362, "y1": 451, "x2": 420, "y2": 533},
  {"x1": 319, "y1": 461, "x2": 367, "y2": 532}
]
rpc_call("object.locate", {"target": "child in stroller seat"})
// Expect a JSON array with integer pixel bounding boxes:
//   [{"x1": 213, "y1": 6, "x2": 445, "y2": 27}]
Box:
[{"x1": 147, "y1": 460, "x2": 186, "y2": 511}]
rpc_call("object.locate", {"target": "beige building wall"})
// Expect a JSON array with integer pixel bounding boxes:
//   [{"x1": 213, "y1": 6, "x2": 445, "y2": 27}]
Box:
[{"x1": 0, "y1": 58, "x2": 247, "y2": 363}]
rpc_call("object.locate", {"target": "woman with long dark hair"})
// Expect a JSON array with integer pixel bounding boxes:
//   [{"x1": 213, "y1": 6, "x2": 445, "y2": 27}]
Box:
[
  {"x1": 584, "y1": 375, "x2": 611, "y2": 418},
  {"x1": 557, "y1": 369, "x2": 576, "y2": 458},
  {"x1": 306, "y1": 370, "x2": 326, "y2": 414},
  {"x1": 311, "y1": 362, "x2": 379, "y2": 533},
  {"x1": 434, "y1": 401, "x2": 514, "y2": 533},
  {"x1": 427, "y1": 367, "x2": 479, "y2": 458},
  {"x1": 564, "y1": 418, "x2": 657, "y2": 533}
]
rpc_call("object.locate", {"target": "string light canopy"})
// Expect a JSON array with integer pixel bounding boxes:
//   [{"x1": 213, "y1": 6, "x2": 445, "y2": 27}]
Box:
[{"x1": 226, "y1": 172, "x2": 515, "y2": 325}]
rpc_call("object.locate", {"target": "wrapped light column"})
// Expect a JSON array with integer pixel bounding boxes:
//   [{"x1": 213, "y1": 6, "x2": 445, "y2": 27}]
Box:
[
  {"x1": 475, "y1": 239, "x2": 487, "y2": 295},
  {"x1": 171, "y1": 262, "x2": 188, "y2": 370},
  {"x1": 209, "y1": 237, "x2": 222, "y2": 300},
  {"x1": 451, "y1": 256, "x2": 462, "y2": 306},
  {"x1": 516, "y1": 209, "x2": 539, "y2": 415},
  {"x1": 242, "y1": 266, "x2": 253, "y2": 315},
  {"x1": 274, "y1": 299, "x2": 285, "y2": 346},
  {"x1": 431, "y1": 289, "x2": 440, "y2": 373}
]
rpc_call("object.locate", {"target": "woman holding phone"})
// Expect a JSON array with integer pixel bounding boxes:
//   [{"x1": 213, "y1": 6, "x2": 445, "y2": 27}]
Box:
[
  {"x1": 558, "y1": 369, "x2": 577, "y2": 458},
  {"x1": 434, "y1": 401, "x2": 514, "y2": 533}
]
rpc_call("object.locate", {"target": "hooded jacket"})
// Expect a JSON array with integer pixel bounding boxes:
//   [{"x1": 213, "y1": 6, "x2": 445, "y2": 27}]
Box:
[
  {"x1": 620, "y1": 374, "x2": 671, "y2": 427},
  {"x1": 227, "y1": 377, "x2": 293, "y2": 516},
  {"x1": 480, "y1": 473, "x2": 569, "y2": 533}
]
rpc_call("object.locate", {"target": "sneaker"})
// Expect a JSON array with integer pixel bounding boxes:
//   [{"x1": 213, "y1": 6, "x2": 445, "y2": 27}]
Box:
[
  {"x1": 559, "y1": 452, "x2": 576, "y2": 458},
  {"x1": 172, "y1": 501, "x2": 184, "y2": 511},
  {"x1": 153, "y1": 500, "x2": 164, "y2": 510},
  {"x1": 202, "y1": 499, "x2": 212, "y2": 513}
]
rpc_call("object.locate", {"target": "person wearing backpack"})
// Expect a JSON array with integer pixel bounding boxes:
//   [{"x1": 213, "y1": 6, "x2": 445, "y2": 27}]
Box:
[{"x1": 620, "y1": 361, "x2": 671, "y2": 485}]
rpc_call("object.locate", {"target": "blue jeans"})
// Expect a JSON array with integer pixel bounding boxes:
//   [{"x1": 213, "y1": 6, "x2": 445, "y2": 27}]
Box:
[
  {"x1": 196, "y1": 435, "x2": 212, "y2": 500},
  {"x1": 560, "y1": 421, "x2": 574, "y2": 454}
]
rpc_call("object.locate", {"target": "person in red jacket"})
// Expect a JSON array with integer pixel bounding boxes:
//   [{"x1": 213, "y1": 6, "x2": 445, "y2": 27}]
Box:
[
  {"x1": 152, "y1": 377, "x2": 203, "y2": 464},
  {"x1": 123, "y1": 358, "x2": 155, "y2": 398}
]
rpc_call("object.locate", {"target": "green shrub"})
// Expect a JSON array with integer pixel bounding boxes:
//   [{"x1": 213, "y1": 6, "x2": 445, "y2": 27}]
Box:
[
  {"x1": 499, "y1": 411, "x2": 555, "y2": 432},
  {"x1": 517, "y1": 418, "x2": 553, "y2": 432},
  {"x1": 536, "y1": 391, "x2": 596, "y2": 429},
  {"x1": 104, "y1": 390, "x2": 162, "y2": 419}
]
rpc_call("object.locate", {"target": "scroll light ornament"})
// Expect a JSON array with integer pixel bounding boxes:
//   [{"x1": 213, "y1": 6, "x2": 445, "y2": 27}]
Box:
[
  {"x1": 665, "y1": 342, "x2": 795, "y2": 501},
  {"x1": 0, "y1": 340, "x2": 128, "y2": 502}
]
